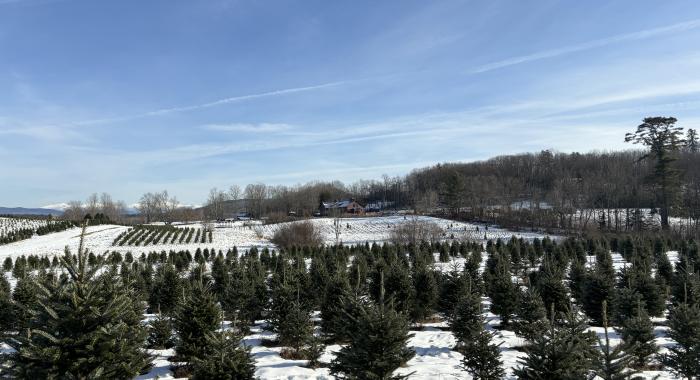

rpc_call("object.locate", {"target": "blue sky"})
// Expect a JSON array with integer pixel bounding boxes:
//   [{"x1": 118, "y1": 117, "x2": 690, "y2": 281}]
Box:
[{"x1": 2, "y1": 0, "x2": 700, "y2": 206}]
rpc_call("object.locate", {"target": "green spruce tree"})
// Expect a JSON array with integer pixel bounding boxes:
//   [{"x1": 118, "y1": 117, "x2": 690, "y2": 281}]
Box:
[
  {"x1": 173, "y1": 281, "x2": 220, "y2": 363},
  {"x1": 147, "y1": 312, "x2": 175, "y2": 349},
  {"x1": 662, "y1": 302, "x2": 700, "y2": 379},
  {"x1": 618, "y1": 302, "x2": 657, "y2": 369},
  {"x1": 460, "y1": 328, "x2": 504, "y2": 380},
  {"x1": 512, "y1": 287, "x2": 548, "y2": 343},
  {"x1": 7, "y1": 225, "x2": 151, "y2": 378},
  {"x1": 190, "y1": 329, "x2": 256, "y2": 380},
  {"x1": 449, "y1": 291, "x2": 482, "y2": 347},
  {"x1": 0, "y1": 273, "x2": 15, "y2": 333},
  {"x1": 515, "y1": 306, "x2": 598, "y2": 379},
  {"x1": 410, "y1": 263, "x2": 438, "y2": 322},
  {"x1": 595, "y1": 301, "x2": 635, "y2": 380},
  {"x1": 330, "y1": 272, "x2": 415, "y2": 380}
]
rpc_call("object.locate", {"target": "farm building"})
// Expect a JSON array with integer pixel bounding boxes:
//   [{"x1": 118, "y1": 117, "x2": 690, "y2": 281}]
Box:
[{"x1": 319, "y1": 199, "x2": 364, "y2": 216}]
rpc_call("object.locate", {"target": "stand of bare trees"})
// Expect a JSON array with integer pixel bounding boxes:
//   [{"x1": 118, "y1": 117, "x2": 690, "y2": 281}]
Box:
[
  {"x1": 136, "y1": 190, "x2": 181, "y2": 223},
  {"x1": 62, "y1": 193, "x2": 128, "y2": 223}
]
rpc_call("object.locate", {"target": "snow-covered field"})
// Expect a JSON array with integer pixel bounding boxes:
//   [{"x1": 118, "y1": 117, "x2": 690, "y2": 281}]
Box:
[
  {"x1": 0, "y1": 216, "x2": 546, "y2": 259},
  {"x1": 0, "y1": 217, "x2": 49, "y2": 238}
]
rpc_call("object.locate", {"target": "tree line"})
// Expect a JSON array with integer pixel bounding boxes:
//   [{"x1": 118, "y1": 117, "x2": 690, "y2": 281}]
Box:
[{"x1": 196, "y1": 118, "x2": 700, "y2": 235}]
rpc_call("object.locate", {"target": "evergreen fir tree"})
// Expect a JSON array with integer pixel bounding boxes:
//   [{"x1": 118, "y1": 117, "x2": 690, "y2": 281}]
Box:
[
  {"x1": 210, "y1": 255, "x2": 230, "y2": 303},
  {"x1": 190, "y1": 329, "x2": 256, "y2": 380},
  {"x1": 309, "y1": 254, "x2": 330, "y2": 308},
  {"x1": 582, "y1": 248, "x2": 615, "y2": 325},
  {"x1": 320, "y1": 274, "x2": 353, "y2": 342},
  {"x1": 671, "y1": 265, "x2": 700, "y2": 307},
  {"x1": 277, "y1": 300, "x2": 314, "y2": 354},
  {"x1": 449, "y1": 291, "x2": 482, "y2": 346},
  {"x1": 304, "y1": 333, "x2": 326, "y2": 369},
  {"x1": 147, "y1": 312, "x2": 175, "y2": 349},
  {"x1": 2, "y1": 257, "x2": 12, "y2": 272},
  {"x1": 512, "y1": 286, "x2": 548, "y2": 343},
  {"x1": 567, "y1": 259, "x2": 586, "y2": 303},
  {"x1": 382, "y1": 261, "x2": 414, "y2": 314},
  {"x1": 12, "y1": 275, "x2": 40, "y2": 330},
  {"x1": 581, "y1": 269, "x2": 615, "y2": 326},
  {"x1": 514, "y1": 306, "x2": 598, "y2": 379},
  {"x1": 410, "y1": 263, "x2": 438, "y2": 322},
  {"x1": 330, "y1": 272, "x2": 415, "y2": 380},
  {"x1": 148, "y1": 263, "x2": 183, "y2": 315},
  {"x1": 611, "y1": 287, "x2": 643, "y2": 326},
  {"x1": 267, "y1": 268, "x2": 308, "y2": 341},
  {"x1": 439, "y1": 244, "x2": 450, "y2": 263},
  {"x1": 618, "y1": 302, "x2": 657, "y2": 369},
  {"x1": 662, "y1": 302, "x2": 700, "y2": 379},
  {"x1": 487, "y1": 268, "x2": 518, "y2": 326},
  {"x1": 532, "y1": 265, "x2": 570, "y2": 318},
  {"x1": 173, "y1": 281, "x2": 220, "y2": 363},
  {"x1": 595, "y1": 301, "x2": 635, "y2": 380},
  {"x1": 6, "y1": 225, "x2": 151, "y2": 378},
  {"x1": 558, "y1": 306, "x2": 600, "y2": 369},
  {"x1": 460, "y1": 328, "x2": 504, "y2": 380},
  {"x1": 0, "y1": 273, "x2": 14, "y2": 333},
  {"x1": 437, "y1": 266, "x2": 471, "y2": 316}
]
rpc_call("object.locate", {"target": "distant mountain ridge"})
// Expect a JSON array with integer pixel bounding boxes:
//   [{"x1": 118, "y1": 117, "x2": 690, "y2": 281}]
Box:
[{"x1": 0, "y1": 207, "x2": 64, "y2": 216}]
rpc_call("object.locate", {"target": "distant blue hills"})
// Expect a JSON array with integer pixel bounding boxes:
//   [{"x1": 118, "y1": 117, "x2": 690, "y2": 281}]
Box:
[{"x1": 0, "y1": 207, "x2": 64, "y2": 216}]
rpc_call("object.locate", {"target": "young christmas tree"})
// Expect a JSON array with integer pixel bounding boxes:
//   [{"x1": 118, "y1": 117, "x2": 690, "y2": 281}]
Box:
[
  {"x1": 512, "y1": 286, "x2": 548, "y2": 343},
  {"x1": 581, "y1": 269, "x2": 615, "y2": 326},
  {"x1": 0, "y1": 273, "x2": 14, "y2": 333},
  {"x1": 611, "y1": 287, "x2": 643, "y2": 326},
  {"x1": 320, "y1": 273, "x2": 353, "y2": 342},
  {"x1": 438, "y1": 266, "x2": 472, "y2": 316},
  {"x1": 330, "y1": 272, "x2": 415, "y2": 379},
  {"x1": 410, "y1": 263, "x2": 438, "y2": 322},
  {"x1": 304, "y1": 332, "x2": 326, "y2": 369},
  {"x1": 6, "y1": 225, "x2": 151, "y2": 378},
  {"x1": 11, "y1": 275, "x2": 39, "y2": 331},
  {"x1": 662, "y1": 302, "x2": 700, "y2": 379},
  {"x1": 173, "y1": 280, "x2": 220, "y2": 363},
  {"x1": 147, "y1": 311, "x2": 175, "y2": 350},
  {"x1": 514, "y1": 306, "x2": 598, "y2": 379},
  {"x1": 532, "y1": 265, "x2": 570, "y2": 319},
  {"x1": 449, "y1": 291, "x2": 482, "y2": 347},
  {"x1": 190, "y1": 329, "x2": 256, "y2": 380},
  {"x1": 487, "y1": 268, "x2": 519, "y2": 327},
  {"x1": 595, "y1": 301, "x2": 635, "y2": 380},
  {"x1": 277, "y1": 300, "x2": 314, "y2": 355},
  {"x1": 148, "y1": 263, "x2": 183, "y2": 315},
  {"x1": 618, "y1": 302, "x2": 657, "y2": 369},
  {"x1": 460, "y1": 328, "x2": 504, "y2": 380}
]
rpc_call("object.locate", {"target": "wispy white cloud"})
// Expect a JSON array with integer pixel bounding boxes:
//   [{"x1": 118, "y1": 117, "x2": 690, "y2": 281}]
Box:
[
  {"x1": 468, "y1": 18, "x2": 700, "y2": 74},
  {"x1": 0, "y1": 125, "x2": 92, "y2": 143},
  {"x1": 201, "y1": 123, "x2": 294, "y2": 133},
  {"x1": 57, "y1": 80, "x2": 347, "y2": 128},
  {"x1": 141, "y1": 81, "x2": 345, "y2": 116}
]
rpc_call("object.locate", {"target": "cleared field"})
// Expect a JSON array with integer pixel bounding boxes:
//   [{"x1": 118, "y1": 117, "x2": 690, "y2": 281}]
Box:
[{"x1": 0, "y1": 216, "x2": 547, "y2": 259}]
